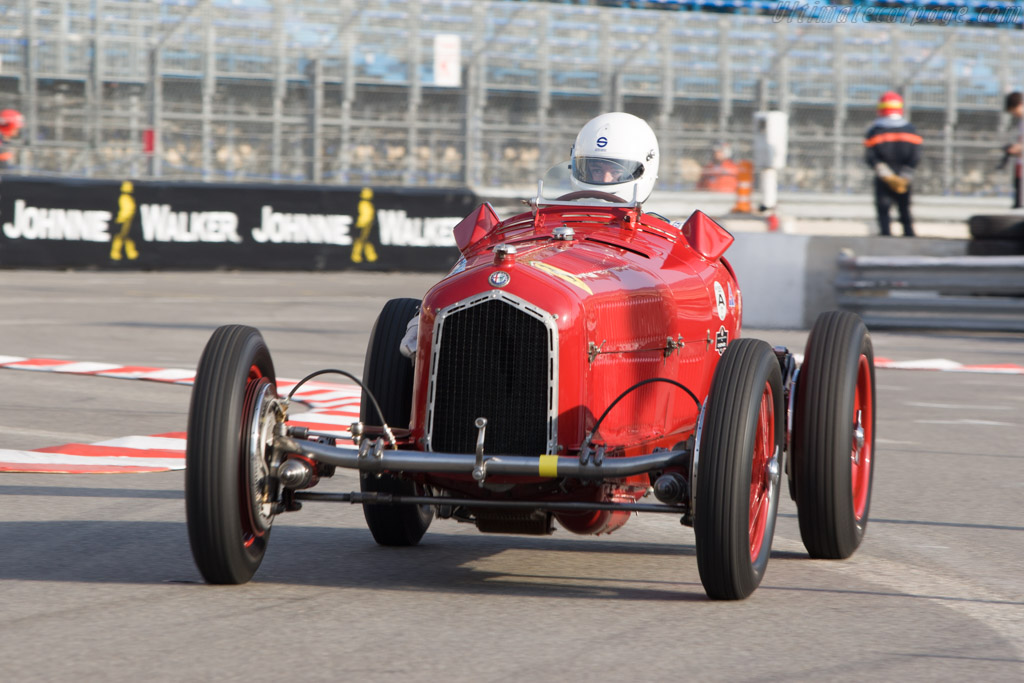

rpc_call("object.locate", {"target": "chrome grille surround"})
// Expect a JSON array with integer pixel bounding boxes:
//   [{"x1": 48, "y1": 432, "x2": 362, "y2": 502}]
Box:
[{"x1": 426, "y1": 290, "x2": 559, "y2": 456}]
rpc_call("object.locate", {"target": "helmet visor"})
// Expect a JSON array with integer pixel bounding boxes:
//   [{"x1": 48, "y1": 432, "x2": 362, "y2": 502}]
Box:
[{"x1": 572, "y1": 157, "x2": 644, "y2": 186}]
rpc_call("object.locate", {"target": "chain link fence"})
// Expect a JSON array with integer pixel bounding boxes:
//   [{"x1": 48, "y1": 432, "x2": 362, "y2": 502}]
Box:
[{"x1": 1, "y1": 0, "x2": 1022, "y2": 196}]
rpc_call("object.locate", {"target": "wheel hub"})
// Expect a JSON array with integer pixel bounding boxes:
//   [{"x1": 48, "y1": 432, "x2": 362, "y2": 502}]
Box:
[
  {"x1": 851, "y1": 409, "x2": 865, "y2": 465},
  {"x1": 767, "y1": 447, "x2": 780, "y2": 487},
  {"x1": 247, "y1": 381, "x2": 281, "y2": 533}
]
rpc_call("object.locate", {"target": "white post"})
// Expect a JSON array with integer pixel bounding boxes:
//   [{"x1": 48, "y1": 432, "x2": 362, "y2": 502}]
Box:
[
  {"x1": 753, "y1": 111, "x2": 788, "y2": 230},
  {"x1": 760, "y1": 167, "x2": 778, "y2": 214}
]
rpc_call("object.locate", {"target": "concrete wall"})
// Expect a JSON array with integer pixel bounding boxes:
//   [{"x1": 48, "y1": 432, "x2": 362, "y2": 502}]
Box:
[{"x1": 725, "y1": 233, "x2": 809, "y2": 330}]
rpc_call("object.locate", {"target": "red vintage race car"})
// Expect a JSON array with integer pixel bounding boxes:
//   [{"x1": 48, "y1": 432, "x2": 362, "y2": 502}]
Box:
[{"x1": 184, "y1": 173, "x2": 876, "y2": 600}]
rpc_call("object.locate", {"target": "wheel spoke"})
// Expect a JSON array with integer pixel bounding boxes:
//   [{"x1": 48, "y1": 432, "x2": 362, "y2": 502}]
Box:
[
  {"x1": 749, "y1": 382, "x2": 774, "y2": 560},
  {"x1": 850, "y1": 354, "x2": 873, "y2": 521},
  {"x1": 240, "y1": 376, "x2": 278, "y2": 543}
]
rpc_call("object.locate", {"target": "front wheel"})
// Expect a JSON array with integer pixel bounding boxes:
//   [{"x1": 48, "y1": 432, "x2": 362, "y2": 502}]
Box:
[
  {"x1": 185, "y1": 325, "x2": 281, "y2": 584},
  {"x1": 695, "y1": 338, "x2": 785, "y2": 600},
  {"x1": 792, "y1": 311, "x2": 876, "y2": 559}
]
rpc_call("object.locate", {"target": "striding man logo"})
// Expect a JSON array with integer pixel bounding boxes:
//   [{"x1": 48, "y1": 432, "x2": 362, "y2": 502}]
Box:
[
  {"x1": 351, "y1": 187, "x2": 378, "y2": 263},
  {"x1": 110, "y1": 180, "x2": 139, "y2": 261}
]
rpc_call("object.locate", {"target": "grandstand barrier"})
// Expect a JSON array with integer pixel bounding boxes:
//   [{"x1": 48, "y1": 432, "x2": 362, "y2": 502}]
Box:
[{"x1": 0, "y1": 176, "x2": 475, "y2": 271}]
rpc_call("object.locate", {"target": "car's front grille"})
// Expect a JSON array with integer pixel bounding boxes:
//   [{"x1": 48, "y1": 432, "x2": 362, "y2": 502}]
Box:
[{"x1": 428, "y1": 294, "x2": 556, "y2": 456}]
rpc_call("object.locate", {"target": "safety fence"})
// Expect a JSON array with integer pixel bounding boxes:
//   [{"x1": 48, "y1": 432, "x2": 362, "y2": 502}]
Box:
[
  {"x1": 0, "y1": 0, "x2": 1023, "y2": 196},
  {"x1": 0, "y1": 176, "x2": 473, "y2": 270},
  {"x1": 835, "y1": 251, "x2": 1024, "y2": 331}
]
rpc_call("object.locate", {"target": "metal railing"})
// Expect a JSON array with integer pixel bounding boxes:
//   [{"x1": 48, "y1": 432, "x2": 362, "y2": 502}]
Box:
[{"x1": 835, "y1": 251, "x2": 1024, "y2": 331}]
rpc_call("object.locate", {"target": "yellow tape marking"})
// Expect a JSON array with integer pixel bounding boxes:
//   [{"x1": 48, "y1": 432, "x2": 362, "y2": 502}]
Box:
[{"x1": 538, "y1": 455, "x2": 559, "y2": 477}]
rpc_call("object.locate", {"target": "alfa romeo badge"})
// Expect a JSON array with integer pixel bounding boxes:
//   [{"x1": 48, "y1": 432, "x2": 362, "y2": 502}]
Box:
[{"x1": 489, "y1": 271, "x2": 511, "y2": 288}]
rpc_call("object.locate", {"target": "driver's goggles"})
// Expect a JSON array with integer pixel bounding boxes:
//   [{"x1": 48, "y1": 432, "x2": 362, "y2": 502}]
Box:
[{"x1": 572, "y1": 157, "x2": 644, "y2": 185}]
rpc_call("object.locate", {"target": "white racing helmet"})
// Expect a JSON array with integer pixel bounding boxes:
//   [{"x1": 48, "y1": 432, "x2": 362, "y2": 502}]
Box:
[{"x1": 570, "y1": 112, "x2": 660, "y2": 203}]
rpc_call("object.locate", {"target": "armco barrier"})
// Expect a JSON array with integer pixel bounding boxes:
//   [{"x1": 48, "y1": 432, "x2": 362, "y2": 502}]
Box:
[
  {"x1": 0, "y1": 176, "x2": 476, "y2": 271},
  {"x1": 722, "y1": 233, "x2": 969, "y2": 329},
  {"x1": 835, "y1": 253, "x2": 1024, "y2": 332}
]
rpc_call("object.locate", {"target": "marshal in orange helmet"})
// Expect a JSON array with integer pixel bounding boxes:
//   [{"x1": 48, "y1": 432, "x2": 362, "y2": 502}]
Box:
[
  {"x1": 877, "y1": 91, "x2": 904, "y2": 117},
  {"x1": 865, "y1": 90, "x2": 920, "y2": 236}
]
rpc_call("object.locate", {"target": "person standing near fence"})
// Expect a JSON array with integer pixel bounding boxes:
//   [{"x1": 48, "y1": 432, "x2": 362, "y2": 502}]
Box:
[
  {"x1": 865, "y1": 91, "x2": 922, "y2": 237},
  {"x1": 697, "y1": 142, "x2": 739, "y2": 193},
  {"x1": 1003, "y1": 91, "x2": 1022, "y2": 209}
]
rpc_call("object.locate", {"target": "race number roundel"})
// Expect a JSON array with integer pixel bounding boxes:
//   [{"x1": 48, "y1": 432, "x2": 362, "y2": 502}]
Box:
[{"x1": 714, "y1": 281, "x2": 727, "y2": 321}]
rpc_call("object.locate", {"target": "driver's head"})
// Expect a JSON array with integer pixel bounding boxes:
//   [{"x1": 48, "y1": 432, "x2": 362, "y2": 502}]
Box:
[
  {"x1": 1005, "y1": 91, "x2": 1023, "y2": 118},
  {"x1": 570, "y1": 112, "x2": 659, "y2": 203}
]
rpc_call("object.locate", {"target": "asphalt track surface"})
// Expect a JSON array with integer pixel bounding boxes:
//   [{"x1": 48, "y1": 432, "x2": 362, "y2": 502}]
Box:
[{"x1": 1, "y1": 270, "x2": 1023, "y2": 682}]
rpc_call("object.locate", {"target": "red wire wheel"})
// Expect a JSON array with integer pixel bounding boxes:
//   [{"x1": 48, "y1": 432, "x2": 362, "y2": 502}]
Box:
[
  {"x1": 748, "y1": 380, "x2": 776, "y2": 562},
  {"x1": 239, "y1": 371, "x2": 278, "y2": 548},
  {"x1": 851, "y1": 354, "x2": 874, "y2": 522},
  {"x1": 186, "y1": 325, "x2": 280, "y2": 584},
  {"x1": 792, "y1": 311, "x2": 876, "y2": 560},
  {"x1": 695, "y1": 338, "x2": 785, "y2": 600}
]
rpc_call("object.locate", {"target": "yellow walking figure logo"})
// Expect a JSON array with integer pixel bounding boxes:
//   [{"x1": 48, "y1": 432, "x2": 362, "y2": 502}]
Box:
[
  {"x1": 351, "y1": 187, "x2": 378, "y2": 263},
  {"x1": 110, "y1": 180, "x2": 139, "y2": 261}
]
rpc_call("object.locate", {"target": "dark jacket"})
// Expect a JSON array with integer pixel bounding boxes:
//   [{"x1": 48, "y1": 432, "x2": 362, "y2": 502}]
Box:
[{"x1": 865, "y1": 116, "x2": 922, "y2": 177}]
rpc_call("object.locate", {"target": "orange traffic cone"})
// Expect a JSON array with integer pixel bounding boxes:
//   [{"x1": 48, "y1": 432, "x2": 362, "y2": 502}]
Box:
[{"x1": 732, "y1": 160, "x2": 753, "y2": 214}]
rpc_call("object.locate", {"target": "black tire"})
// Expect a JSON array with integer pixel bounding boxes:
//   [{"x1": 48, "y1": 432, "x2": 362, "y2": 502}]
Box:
[
  {"x1": 695, "y1": 338, "x2": 785, "y2": 600},
  {"x1": 792, "y1": 311, "x2": 876, "y2": 559},
  {"x1": 359, "y1": 297, "x2": 433, "y2": 546},
  {"x1": 968, "y1": 214, "x2": 1024, "y2": 240},
  {"x1": 186, "y1": 325, "x2": 279, "y2": 584}
]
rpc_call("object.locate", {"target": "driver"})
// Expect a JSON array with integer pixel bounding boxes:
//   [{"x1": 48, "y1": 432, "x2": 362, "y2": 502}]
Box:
[
  {"x1": 570, "y1": 112, "x2": 660, "y2": 203},
  {"x1": 399, "y1": 113, "x2": 661, "y2": 361}
]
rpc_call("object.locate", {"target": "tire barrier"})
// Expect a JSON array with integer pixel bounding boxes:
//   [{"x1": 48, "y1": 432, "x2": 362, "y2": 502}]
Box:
[
  {"x1": 0, "y1": 176, "x2": 476, "y2": 271},
  {"x1": 835, "y1": 251, "x2": 1024, "y2": 332},
  {"x1": 966, "y1": 214, "x2": 1024, "y2": 256}
]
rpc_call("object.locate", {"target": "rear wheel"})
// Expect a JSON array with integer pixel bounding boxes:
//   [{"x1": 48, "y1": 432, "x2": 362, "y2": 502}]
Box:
[
  {"x1": 695, "y1": 338, "x2": 785, "y2": 600},
  {"x1": 792, "y1": 311, "x2": 876, "y2": 559},
  {"x1": 186, "y1": 325, "x2": 280, "y2": 584},
  {"x1": 360, "y1": 297, "x2": 433, "y2": 546}
]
